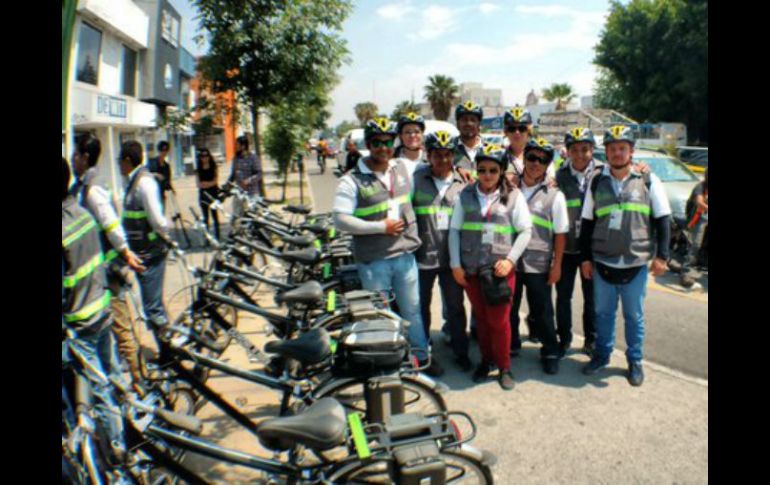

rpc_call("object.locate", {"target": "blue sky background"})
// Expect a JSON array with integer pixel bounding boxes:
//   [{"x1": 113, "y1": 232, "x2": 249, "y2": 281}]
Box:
[{"x1": 176, "y1": 0, "x2": 617, "y2": 126}]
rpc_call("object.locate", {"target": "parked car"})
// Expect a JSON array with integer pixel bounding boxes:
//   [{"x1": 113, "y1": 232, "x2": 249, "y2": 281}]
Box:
[{"x1": 676, "y1": 146, "x2": 708, "y2": 176}]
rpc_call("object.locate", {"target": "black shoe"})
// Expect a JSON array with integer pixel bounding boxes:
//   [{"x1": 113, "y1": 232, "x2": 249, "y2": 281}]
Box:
[
  {"x1": 510, "y1": 345, "x2": 521, "y2": 357},
  {"x1": 455, "y1": 355, "x2": 473, "y2": 372},
  {"x1": 558, "y1": 342, "x2": 570, "y2": 359},
  {"x1": 627, "y1": 361, "x2": 644, "y2": 387},
  {"x1": 498, "y1": 370, "x2": 515, "y2": 390},
  {"x1": 542, "y1": 358, "x2": 559, "y2": 375},
  {"x1": 470, "y1": 327, "x2": 478, "y2": 340},
  {"x1": 582, "y1": 341, "x2": 595, "y2": 357},
  {"x1": 680, "y1": 273, "x2": 696, "y2": 288},
  {"x1": 424, "y1": 359, "x2": 444, "y2": 378},
  {"x1": 582, "y1": 356, "x2": 610, "y2": 375},
  {"x1": 528, "y1": 334, "x2": 540, "y2": 344},
  {"x1": 472, "y1": 362, "x2": 492, "y2": 383}
]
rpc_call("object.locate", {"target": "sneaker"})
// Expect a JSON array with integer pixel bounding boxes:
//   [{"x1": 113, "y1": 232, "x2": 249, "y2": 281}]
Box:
[
  {"x1": 627, "y1": 361, "x2": 644, "y2": 387},
  {"x1": 528, "y1": 334, "x2": 540, "y2": 344},
  {"x1": 498, "y1": 370, "x2": 515, "y2": 390},
  {"x1": 542, "y1": 358, "x2": 559, "y2": 375},
  {"x1": 582, "y1": 356, "x2": 610, "y2": 375},
  {"x1": 472, "y1": 362, "x2": 492, "y2": 383},
  {"x1": 455, "y1": 355, "x2": 473, "y2": 372},
  {"x1": 424, "y1": 359, "x2": 444, "y2": 378},
  {"x1": 680, "y1": 273, "x2": 696, "y2": 288}
]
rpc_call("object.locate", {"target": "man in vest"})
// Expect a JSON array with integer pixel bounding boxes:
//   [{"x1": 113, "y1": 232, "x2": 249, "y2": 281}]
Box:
[
  {"x1": 453, "y1": 101, "x2": 487, "y2": 182},
  {"x1": 554, "y1": 127, "x2": 604, "y2": 357},
  {"x1": 333, "y1": 118, "x2": 440, "y2": 376},
  {"x1": 119, "y1": 141, "x2": 172, "y2": 336},
  {"x1": 509, "y1": 138, "x2": 570, "y2": 375},
  {"x1": 413, "y1": 131, "x2": 471, "y2": 371},
  {"x1": 71, "y1": 133, "x2": 146, "y2": 386},
  {"x1": 62, "y1": 158, "x2": 126, "y2": 463},
  {"x1": 579, "y1": 125, "x2": 671, "y2": 386}
]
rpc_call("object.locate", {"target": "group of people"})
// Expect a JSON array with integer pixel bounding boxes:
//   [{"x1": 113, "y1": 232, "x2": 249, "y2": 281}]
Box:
[{"x1": 333, "y1": 102, "x2": 673, "y2": 390}]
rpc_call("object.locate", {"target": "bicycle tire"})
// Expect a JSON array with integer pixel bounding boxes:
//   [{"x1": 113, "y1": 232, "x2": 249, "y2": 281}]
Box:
[{"x1": 328, "y1": 448, "x2": 494, "y2": 484}]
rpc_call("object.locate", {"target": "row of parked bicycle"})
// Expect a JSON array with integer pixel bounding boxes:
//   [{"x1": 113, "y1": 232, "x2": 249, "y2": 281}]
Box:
[{"x1": 62, "y1": 183, "x2": 496, "y2": 484}]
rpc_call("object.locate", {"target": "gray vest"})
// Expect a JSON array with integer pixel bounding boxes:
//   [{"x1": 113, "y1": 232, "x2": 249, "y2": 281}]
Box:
[
  {"x1": 62, "y1": 196, "x2": 111, "y2": 330},
  {"x1": 590, "y1": 171, "x2": 653, "y2": 267},
  {"x1": 519, "y1": 183, "x2": 559, "y2": 274},
  {"x1": 73, "y1": 167, "x2": 125, "y2": 271},
  {"x1": 349, "y1": 159, "x2": 421, "y2": 264},
  {"x1": 555, "y1": 160, "x2": 604, "y2": 254},
  {"x1": 412, "y1": 166, "x2": 467, "y2": 270},
  {"x1": 458, "y1": 183, "x2": 520, "y2": 275},
  {"x1": 452, "y1": 138, "x2": 487, "y2": 175},
  {"x1": 122, "y1": 167, "x2": 166, "y2": 261}
]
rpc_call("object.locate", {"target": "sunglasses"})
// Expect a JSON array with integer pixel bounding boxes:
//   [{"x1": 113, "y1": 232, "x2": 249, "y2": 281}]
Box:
[
  {"x1": 370, "y1": 139, "x2": 395, "y2": 149},
  {"x1": 525, "y1": 153, "x2": 549, "y2": 165},
  {"x1": 477, "y1": 168, "x2": 500, "y2": 175},
  {"x1": 505, "y1": 125, "x2": 529, "y2": 134}
]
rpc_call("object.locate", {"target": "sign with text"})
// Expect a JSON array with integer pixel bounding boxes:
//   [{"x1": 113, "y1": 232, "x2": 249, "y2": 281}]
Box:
[{"x1": 96, "y1": 95, "x2": 127, "y2": 119}]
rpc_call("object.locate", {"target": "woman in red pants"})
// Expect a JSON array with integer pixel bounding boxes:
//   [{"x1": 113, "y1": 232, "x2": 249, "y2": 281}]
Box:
[{"x1": 448, "y1": 145, "x2": 533, "y2": 390}]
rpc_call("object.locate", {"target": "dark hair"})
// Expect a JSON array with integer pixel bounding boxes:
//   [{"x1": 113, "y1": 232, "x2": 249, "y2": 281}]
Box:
[
  {"x1": 75, "y1": 133, "x2": 101, "y2": 167},
  {"x1": 62, "y1": 158, "x2": 71, "y2": 200},
  {"x1": 120, "y1": 141, "x2": 143, "y2": 168},
  {"x1": 157, "y1": 140, "x2": 170, "y2": 152},
  {"x1": 196, "y1": 148, "x2": 217, "y2": 174},
  {"x1": 236, "y1": 135, "x2": 249, "y2": 150}
]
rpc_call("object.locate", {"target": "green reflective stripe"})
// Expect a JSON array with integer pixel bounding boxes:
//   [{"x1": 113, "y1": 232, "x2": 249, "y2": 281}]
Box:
[
  {"x1": 322, "y1": 263, "x2": 331, "y2": 279},
  {"x1": 314, "y1": 239, "x2": 322, "y2": 249},
  {"x1": 64, "y1": 290, "x2": 112, "y2": 323},
  {"x1": 123, "y1": 210, "x2": 147, "y2": 219},
  {"x1": 62, "y1": 219, "x2": 97, "y2": 247},
  {"x1": 62, "y1": 253, "x2": 105, "y2": 288},
  {"x1": 353, "y1": 194, "x2": 411, "y2": 217},
  {"x1": 596, "y1": 203, "x2": 651, "y2": 218},
  {"x1": 347, "y1": 413, "x2": 371, "y2": 459},
  {"x1": 105, "y1": 249, "x2": 119, "y2": 263},
  {"x1": 328, "y1": 227, "x2": 336, "y2": 239},
  {"x1": 566, "y1": 199, "x2": 582, "y2": 208},
  {"x1": 531, "y1": 215, "x2": 554, "y2": 230},
  {"x1": 65, "y1": 213, "x2": 91, "y2": 232},
  {"x1": 148, "y1": 232, "x2": 158, "y2": 241},
  {"x1": 103, "y1": 220, "x2": 120, "y2": 233},
  {"x1": 460, "y1": 222, "x2": 516, "y2": 234},
  {"x1": 495, "y1": 226, "x2": 516, "y2": 234},
  {"x1": 326, "y1": 290, "x2": 337, "y2": 312},
  {"x1": 414, "y1": 206, "x2": 454, "y2": 216},
  {"x1": 329, "y1": 338, "x2": 338, "y2": 354}
]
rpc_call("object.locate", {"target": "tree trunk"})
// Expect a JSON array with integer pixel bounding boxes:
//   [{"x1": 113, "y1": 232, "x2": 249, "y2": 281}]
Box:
[
  {"x1": 250, "y1": 100, "x2": 265, "y2": 196},
  {"x1": 281, "y1": 160, "x2": 289, "y2": 202}
]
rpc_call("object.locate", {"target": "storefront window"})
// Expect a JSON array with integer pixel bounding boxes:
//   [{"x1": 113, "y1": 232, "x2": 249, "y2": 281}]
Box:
[
  {"x1": 76, "y1": 22, "x2": 102, "y2": 85},
  {"x1": 121, "y1": 46, "x2": 137, "y2": 97}
]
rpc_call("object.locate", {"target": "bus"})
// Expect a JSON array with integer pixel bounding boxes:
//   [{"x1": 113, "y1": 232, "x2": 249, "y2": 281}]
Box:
[{"x1": 629, "y1": 122, "x2": 687, "y2": 147}]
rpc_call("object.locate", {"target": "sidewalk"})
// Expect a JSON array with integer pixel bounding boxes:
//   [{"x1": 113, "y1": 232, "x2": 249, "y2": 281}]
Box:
[{"x1": 153, "y1": 160, "x2": 707, "y2": 484}]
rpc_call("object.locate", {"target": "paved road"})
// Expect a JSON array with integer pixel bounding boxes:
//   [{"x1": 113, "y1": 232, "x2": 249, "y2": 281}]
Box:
[{"x1": 307, "y1": 164, "x2": 708, "y2": 379}]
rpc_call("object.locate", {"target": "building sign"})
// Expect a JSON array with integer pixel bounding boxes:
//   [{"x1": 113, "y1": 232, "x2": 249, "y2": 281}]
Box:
[{"x1": 96, "y1": 95, "x2": 127, "y2": 119}]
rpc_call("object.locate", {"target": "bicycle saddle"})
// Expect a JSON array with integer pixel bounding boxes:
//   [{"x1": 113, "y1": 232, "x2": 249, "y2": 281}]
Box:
[
  {"x1": 275, "y1": 281, "x2": 324, "y2": 305},
  {"x1": 279, "y1": 233, "x2": 316, "y2": 247},
  {"x1": 281, "y1": 248, "x2": 320, "y2": 265},
  {"x1": 283, "y1": 204, "x2": 311, "y2": 215},
  {"x1": 257, "y1": 397, "x2": 347, "y2": 451},
  {"x1": 299, "y1": 221, "x2": 329, "y2": 235},
  {"x1": 264, "y1": 327, "x2": 331, "y2": 365}
]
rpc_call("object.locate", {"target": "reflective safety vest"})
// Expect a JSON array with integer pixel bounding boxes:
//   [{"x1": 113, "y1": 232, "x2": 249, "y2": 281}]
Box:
[
  {"x1": 62, "y1": 196, "x2": 111, "y2": 330},
  {"x1": 122, "y1": 167, "x2": 166, "y2": 261},
  {"x1": 412, "y1": 166, "x2": 467, "y2": 269},
  {"x1": 348, "y1": 159, "x2": 421, "y2": 264},
  {"x1": 519, "y1": 183, "x2": 559, "y2": 274},
  {"x1": 453, "y1": 139, "x2": 487, "y2": 177},
  {"x1": 458, "y1": 183, "x2": 520, "y2": 275},
  {"x1": 590, "y1": 170, "x2": 653, "y2": 267},
  {"x1": 555, "y1": 160, "x2": 604, "y2": 254}
]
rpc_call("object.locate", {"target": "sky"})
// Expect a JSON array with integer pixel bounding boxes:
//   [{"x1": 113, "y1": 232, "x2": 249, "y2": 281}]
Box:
[{"x1": 175, "y1": 0, "x2": 615, "y2": 127}]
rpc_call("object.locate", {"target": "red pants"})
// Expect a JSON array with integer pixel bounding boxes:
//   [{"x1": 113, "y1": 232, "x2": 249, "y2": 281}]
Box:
[{"x1": 465, "y1": 272, "x2": 516, "y2": 372}]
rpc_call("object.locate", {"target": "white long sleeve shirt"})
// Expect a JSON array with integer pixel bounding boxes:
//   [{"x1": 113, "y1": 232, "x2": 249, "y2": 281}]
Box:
[{"x1": 127, "y1": 165, "x2": 168, "y2": 235}]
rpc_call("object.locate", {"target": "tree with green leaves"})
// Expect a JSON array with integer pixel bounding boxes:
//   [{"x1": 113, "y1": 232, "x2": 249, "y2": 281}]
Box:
[
  {"x1": 594, "y1": 0, "x2": 707, "y2": 143},
  {"x1": 424, "y1": 75, "x2": 458, "y2": 121},
  {"x1": 335, "y1": 120, "x2": 359, "y2": 137},
  {"x1": 354, "y1": 102, "x2": 379, "y2": 125},
  {"x1": 542, "y1": 83, "x2": 577, "y2": 111},
  {"x1": 391, "y1": 100, "x2": 418, "y2": 120},
  {"x1": 193, "y1": 0, "x2": 352, "y2": 169}
]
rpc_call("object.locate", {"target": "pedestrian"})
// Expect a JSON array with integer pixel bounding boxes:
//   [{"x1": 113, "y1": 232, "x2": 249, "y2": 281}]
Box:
[
  {"x1": 453, "y1": 101, "x2": 487, "y2": 182},
  {"x1": 228, "y1": 135, "x2": 263, "y2": 214},
  {"x1": 196, "y1": 147, "x2": 221, "y2": 240},
  {"x1": 343, "y1": 139, "x2": 362, "y2": 173},
  {"x1": 502, "y1": 106, "x2": 556, "y2": 183},
  {"x1": 449, "y1": 145, "x2": 533, "y2": 390},
  {"x1": 147, "y1": 140, "x2": 174, "y2": 209},
  {"x1": 579, "y1": 125, "x2": 672, "y2": 386},
  {"x1": 509, "y1": 137, "x2": 569, "y2": 375},
  {"x1": 62, "y1": 157, "x2": 126, "y2": 461},
  {"x1": 118, "y1": 141, "x2": 172, "y2": 349},
  {"x1": 413, "y1": 131, "x2": 471, "y2": 371},
  {"x1": 332, "y1": 117, "x2": 441, "y2": 376},
  {"x1": 680, "y1": 168, "x2": 708, "y2": 288},
  {"x1": 70, "y1": 133, "x2": 146, "y2": 386},
  {"x1": 395, "y1": 112, "x2": 428, "y2": 174}
]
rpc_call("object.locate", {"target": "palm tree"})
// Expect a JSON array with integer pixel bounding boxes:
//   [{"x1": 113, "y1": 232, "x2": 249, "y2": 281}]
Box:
[
  {"x1": 391, "y1": 100, "x2": 419, "y2": 120},
  {"x1": 354, "y1": 102, "x2": 379, "y2": 125},
  {"x1": 542, "y1": 83, "x2": 577, "y2": 111},
  {"x1": 424, "y1": 75, "x2": 459, "y2": 121}
]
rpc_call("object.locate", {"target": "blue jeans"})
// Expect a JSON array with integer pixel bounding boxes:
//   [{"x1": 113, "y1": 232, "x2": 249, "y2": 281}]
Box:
[
  {"x1": 593, "y1": 264, "x2": 647, "y2": 363},
  {"x1": 357, "y1": 253, "x2": 429, "y2": 355},
  {"x1": 136, "y1": 256, "x2": 168, "y2": 327}
]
